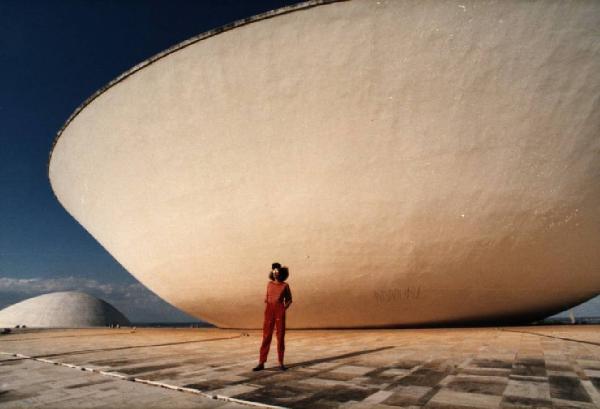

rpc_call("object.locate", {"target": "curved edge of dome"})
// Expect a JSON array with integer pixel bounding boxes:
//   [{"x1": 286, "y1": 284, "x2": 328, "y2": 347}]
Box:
[
  {"x1": 46, "y1": 0, "x2": 343, "y2": 202},
  {"x1": 96, "y1": 299, "x2": 132, "y2": 327}
]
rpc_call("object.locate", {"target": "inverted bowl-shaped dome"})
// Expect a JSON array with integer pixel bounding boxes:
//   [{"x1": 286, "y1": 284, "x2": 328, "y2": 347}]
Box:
[
  {"x1": 0, "y1": 292, "x2": 130, "y2": 328},
  {"x1": 48, "y1": 0, "x2": 600, "y2": 328}
]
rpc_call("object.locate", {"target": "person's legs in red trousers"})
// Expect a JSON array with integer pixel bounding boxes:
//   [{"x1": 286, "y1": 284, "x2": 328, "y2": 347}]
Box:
[
  {"x1": 275, "y1": 303, "x2": 286, "y2": 365},
  {"x1": 259, "y1": 303, "x2": 276, "y2": 364}
]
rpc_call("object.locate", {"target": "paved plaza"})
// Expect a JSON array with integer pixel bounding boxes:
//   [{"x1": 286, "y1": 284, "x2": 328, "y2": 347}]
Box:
[{"x1": 0, "y1": 325, "x2": 599, "y2": 408}]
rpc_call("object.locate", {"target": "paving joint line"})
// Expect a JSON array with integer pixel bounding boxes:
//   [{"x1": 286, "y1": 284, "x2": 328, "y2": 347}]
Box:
[
  {"x1": 500, "y1": 329, "x2": 600, "y2": 347},
  {"x1": 18, "y1": 334, "x2": 248, "y2": 360},
  {"x1": 0, "y1": 330, "x2": 135, "y2": 342},
  {"x1": 0, "y1": 351, "x2": 287, "y2": 409}
]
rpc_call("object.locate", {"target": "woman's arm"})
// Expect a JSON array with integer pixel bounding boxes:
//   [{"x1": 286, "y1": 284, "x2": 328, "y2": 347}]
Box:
[{"x1": 284, "y1": 284, "x2": 293, "y2": 309}]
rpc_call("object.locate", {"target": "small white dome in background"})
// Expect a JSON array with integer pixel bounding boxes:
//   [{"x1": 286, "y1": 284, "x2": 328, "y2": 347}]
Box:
[{"x1": 0, "y1": 291, "x2": 130, "y2": 328}]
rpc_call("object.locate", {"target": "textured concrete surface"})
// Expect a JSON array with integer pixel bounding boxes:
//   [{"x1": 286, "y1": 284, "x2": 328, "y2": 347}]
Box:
[
  {"x1": 0, "y1": 292, "x2": 130, "y2": 328},
  {"x1": 1, "y1": 325, "x2": 599, "y2": 408},
  {"x1": 0, "y1": 357, "x2": 244, "y2": 409},
  {"x1": 48, "y1": 0, "x2": 600, "y2": 329}
]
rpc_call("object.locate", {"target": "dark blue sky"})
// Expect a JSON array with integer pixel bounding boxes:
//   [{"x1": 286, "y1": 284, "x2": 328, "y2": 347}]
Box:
[
  {"x1": 0, "y1": 0, "x2": 598, "y2": 322},
  {"x1": 0, "y1": 0, "x2": 302, "y2": 321}
]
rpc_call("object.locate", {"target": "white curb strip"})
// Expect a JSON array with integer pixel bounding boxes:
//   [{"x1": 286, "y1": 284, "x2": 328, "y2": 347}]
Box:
[{"x1": 1, "y1": 351, "x2": 287, "y2": 409}]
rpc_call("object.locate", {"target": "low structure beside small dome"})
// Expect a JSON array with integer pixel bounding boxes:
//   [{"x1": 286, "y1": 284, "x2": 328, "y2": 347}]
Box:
[{"x1": 0, "y1": 291, "x2": 130, "y2": 328}]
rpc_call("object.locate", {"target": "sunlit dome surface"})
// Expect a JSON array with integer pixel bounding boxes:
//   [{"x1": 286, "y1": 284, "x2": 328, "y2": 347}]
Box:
[
  {"x1": 0, "y1": 292, "x2": 130, "y2": 328},
  {"x1": 48, "y1": 0, "x2": 600, "y2": 328}
]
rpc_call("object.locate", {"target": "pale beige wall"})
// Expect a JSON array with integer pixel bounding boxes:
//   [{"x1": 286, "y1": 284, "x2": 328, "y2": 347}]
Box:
[{"x1": 49, "y1": 0, "x2": 600, "y2": 328}]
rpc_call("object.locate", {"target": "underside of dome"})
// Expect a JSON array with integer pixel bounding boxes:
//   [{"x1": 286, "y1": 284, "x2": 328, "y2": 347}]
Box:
[{"x1": 48, "y1": 0, "x2": 600, "y2": 328}]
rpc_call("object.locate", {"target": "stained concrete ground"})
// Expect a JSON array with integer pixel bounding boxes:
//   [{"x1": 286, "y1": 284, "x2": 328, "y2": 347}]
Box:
[{"x1": 0, "y1": 326, "x2": 599, "y2": 409}]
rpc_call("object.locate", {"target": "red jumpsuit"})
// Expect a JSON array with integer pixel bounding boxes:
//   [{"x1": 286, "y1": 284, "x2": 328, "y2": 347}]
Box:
[{"x1": 259, "y1": 280, "x2": 292, "y2": 365}]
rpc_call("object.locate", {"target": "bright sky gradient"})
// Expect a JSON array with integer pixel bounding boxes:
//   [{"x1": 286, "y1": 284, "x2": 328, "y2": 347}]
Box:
[{"x1": 0, "y1": 0, "x2": 598, "y2": 322}]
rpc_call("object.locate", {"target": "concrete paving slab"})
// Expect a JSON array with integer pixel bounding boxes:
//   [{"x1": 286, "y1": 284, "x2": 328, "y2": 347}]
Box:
[
  {"x1": 425, "y1": 388, "x2": 502, "y2": 408},
  {"x1": 385, "y1": 385, "x2": 432, "y2": 405}
]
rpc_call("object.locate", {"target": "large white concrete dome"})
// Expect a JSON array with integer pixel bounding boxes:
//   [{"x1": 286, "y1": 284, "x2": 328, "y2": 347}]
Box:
[
  {"x1": 0, "y1": 292, "x2": 130, "y2": 328},
  {"x1": 48, "y1": 0, "x2": 600, "y2": 328}
]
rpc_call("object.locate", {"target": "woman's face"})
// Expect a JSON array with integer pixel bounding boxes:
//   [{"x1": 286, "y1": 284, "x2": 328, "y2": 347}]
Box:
[{"x1": 272, "y1": 268, "x2": 280, "y2": 280}]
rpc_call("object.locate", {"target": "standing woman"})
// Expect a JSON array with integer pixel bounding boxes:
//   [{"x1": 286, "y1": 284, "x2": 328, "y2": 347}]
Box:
[{"x1": 253, "y1": 262, "x2": 292, "y2": 371}]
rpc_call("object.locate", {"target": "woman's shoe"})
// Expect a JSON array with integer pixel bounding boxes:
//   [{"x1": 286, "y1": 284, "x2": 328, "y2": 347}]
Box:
[
  {"x1": 252, "y1": 363, "x2": 264, "y2": 371},
  {"x1": 279, "y1": 365, "x2": 288, "y2": 371}
]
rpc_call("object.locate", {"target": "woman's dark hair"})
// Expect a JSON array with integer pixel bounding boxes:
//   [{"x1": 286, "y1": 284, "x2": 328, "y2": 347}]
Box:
[
  {"x1": 268, "y1": 263, "x2": 289, "y2": 281},
  {"x1": 278, "y1": 266, "x2": 289, "y2": 282},
  {"x1": 269, "y1": 262, "x2": 282, "y2": 281}
]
